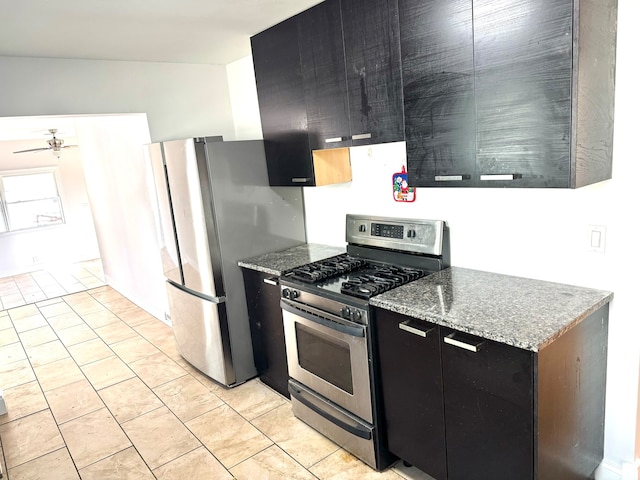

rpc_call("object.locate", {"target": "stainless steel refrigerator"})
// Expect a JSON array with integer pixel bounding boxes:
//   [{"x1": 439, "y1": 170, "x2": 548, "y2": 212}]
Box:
[{"x1": 147, "y1": 137, "x2": 306, "y2": 387}]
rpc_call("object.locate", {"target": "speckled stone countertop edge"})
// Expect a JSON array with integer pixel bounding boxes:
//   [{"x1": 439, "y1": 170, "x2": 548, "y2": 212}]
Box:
[{"x1": 238, "y1": 243, "x2": 346, "y2": 276}]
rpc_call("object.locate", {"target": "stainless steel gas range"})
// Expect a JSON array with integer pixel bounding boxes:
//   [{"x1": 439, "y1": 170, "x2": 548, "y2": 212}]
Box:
[{"x1": 279, "y1": 214, "x2": 450, "y2": 470}]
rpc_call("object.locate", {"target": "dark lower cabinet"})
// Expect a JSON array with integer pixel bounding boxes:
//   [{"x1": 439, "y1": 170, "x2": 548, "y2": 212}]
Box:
[
  {"x1": 441, "y1": 328, "x2": 533, "y2": 480},
  {"x1": 374, "y1": 304, "x2": 609, "y2": 480},
  {"x1": 241, "y1": 269, "x2": 289, "y2": 398},
  {"x1": 375, "y1": 311, "x2": 447, "y2": 479}
]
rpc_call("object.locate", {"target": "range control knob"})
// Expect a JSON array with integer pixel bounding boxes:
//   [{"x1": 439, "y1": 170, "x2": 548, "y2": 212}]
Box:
[
  {"x1": 359, "y1": 224, "x2": 367, "y2": 232},
  {"x1": 290, "y1": 289, "x2": 300, "y2": 299},
  {"x1": 341, "y1": 306, "x2": 351, "y2": 319},
  {"x1": 282, "y1": 288, "x2": 291, "y2": 299}
]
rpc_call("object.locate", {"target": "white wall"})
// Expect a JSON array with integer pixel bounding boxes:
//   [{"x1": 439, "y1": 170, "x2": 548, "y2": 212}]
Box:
[
  {"x1": 0, "y1": 56, "x2": 236, "y2": 142},
  {"x1": 0, "y1": 138, "x2": 100, "y2": 276},
  {"x1": 226, "y1": 0, "x2": 640, "y2": 475}
]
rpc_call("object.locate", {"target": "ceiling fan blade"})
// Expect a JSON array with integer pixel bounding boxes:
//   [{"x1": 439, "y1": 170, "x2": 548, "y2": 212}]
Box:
[
  {"x1": 62, "y1": 145, "x2": 79, "y2": 149},
  {"x1": 13, "y1": 147, "x2": 51, "y2": 154}
]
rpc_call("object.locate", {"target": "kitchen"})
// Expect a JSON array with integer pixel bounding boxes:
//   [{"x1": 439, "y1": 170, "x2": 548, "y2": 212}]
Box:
[{"x1": 0, "y1": 0, "x2": 638, "y2": 478}]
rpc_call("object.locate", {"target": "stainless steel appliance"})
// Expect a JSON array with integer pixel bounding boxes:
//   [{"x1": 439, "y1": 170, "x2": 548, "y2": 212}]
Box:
[
  {"x1": 147, "y1": 137, "x2": 306, "y2": 387},
  {"x1": 280, "y1": 214, "x2": 450, "y2": 470}
]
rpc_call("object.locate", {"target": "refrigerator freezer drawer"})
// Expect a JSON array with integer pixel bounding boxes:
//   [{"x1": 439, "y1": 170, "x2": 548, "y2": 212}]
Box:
[{"x1": 166, "y1": 281, "x2": 234, "y2": 386}]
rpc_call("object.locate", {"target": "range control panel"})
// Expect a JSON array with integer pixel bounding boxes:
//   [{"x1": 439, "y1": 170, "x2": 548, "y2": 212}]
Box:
[{"x1": 347, "y1": 214, "x2": 445, "y2": 256}]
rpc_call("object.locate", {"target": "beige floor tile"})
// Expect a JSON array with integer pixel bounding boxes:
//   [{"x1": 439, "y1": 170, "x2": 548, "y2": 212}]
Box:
[
  {"x1": 78, "y1": 446, "x2": 155, "y2": 480},
  {"x1": 63, "y1": 291, "x2": 94, "y2": 305},
  {"x1": 0, "y1": 326, "x2": 19, "y2": 347},
  {"x1": 34, "y1": 357, "x2": 85, "y2": 392},
  {"x1": 0, "y1": 381, "x2": 48, "y2": 425},
  {"x1": 133, "y1": 318, "x2": 172, "y2": 344},
  {"x1": 121, "y1": 406, "x2": 200, "y2": 469},
  {"x1": 7, "y1": 447, "x2": 80, "y2": 480},
  {"x1": 56, "y1": 323, "x2": 98, "y2": 347},
  {"x1": 38, "y1": 302, "x2": 75, "y2": 319},
  {"x1": 0, "y1": 409, "x2": 65, "y2": 469},
  {"x1": 46, "y1": 311, "x2": 85, "y2": 331},
  {"x1": 68, "y1": 338, "x2": 114, "y2": 366},
  {"x1": 310, "y1": 450, "x2": 404, "y2": 480},
  {"x1": 82, "y1": 309, "x2": 121, "y2": 329},
  {"x1": 81, "y1": 355, "x2": 135, "y2": 390},
  {"x1": 35, "y1": 298, "x2": 63, "y2": 308},
  {"x1": 128, "y1": 351, "x2": 187, "y2": 388},
  {"x1": 153, "y1": 446, "x2": 233, "y2": 480},
  {"x1": 153, "y1": 374, "x2": 224, "y2": 422},
  {"x1": 45, "y1": 379, "x2": 105, "y2": 425},
  {"x1": 391, "y1": 461, "x2": 438, "y2": 480},
  {"x1": 118, "y1": 307, "x2": 159, "y2": 327},
  {"x1": 7, "y1": 304, "x2": 39, "y2": 320},
  {"x1": 22, "y1": 291, "x2": 48, "y2": 303},
  {"x1": 94, "y1": 320, "x2": 137, "y2": 344},
  {"x1": 230, "y1": 444, "x2": 316, "y2": 480},
  {"x1": 99, "y1": 297, "x2": 138, "y2": 315},
  {"x1": 251, "y1": 404, "x2": 339, "y2": 468},
  {"x1": 59, "y1": 407, "x2": 131, "y2": 469},
  {"x1": 25, "y1": 339, "x2": 70, "y2": 367},
  {"x1": 0, "y1": 342, "x2": 27, "y2": 364},
  {"x1": 216, "y1": 378, "x2": 287, "y2": 420},
  {"x1": 0, "y1": 313, "x2": 12, "y2": 330},
  {"x1": 186, "y1": 404, "x2": 273, "y2": 469},
  {"x1": 11, "y1": 313, "x2": 48, "y2": 333},
  {"x1": 98, "y1": 377, "x2": 164, "y2": 423},
  {"x1": 0, "y1": 358, "x2": 36, "y2": 389},
  {"x1": 9, "y1": 448, "x2": 80, "y2": 480},
  {"x1": 70, "y1": 299, "x2": 108, "y2": 317},
  {"x1": 110, "y1": 335, "x2": 160, "y2": 364},
  {"x1": 17, "y1": 325, "x2": 57, "y2": 348}
]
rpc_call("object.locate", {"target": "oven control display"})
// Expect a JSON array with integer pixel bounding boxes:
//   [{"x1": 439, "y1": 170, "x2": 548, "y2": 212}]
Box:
[{"x1": 371, "y1": 223, "x2": 404, "y2": 239}]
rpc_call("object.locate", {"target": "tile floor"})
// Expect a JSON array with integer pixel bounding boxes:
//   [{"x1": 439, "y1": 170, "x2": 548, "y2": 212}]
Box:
[{"x1": 0, "y1": 266, "x2": 434, "y2": 479}]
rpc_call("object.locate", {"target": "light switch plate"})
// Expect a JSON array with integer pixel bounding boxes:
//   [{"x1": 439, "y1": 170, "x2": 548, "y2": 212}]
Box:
[{"x1": 587, "y1": 225, "x2": 606, "y2": 253}]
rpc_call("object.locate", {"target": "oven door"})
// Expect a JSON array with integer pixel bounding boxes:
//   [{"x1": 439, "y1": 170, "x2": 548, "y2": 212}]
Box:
[{"x1": 281, "y1": 298, "x2": 373, "y2": 423}]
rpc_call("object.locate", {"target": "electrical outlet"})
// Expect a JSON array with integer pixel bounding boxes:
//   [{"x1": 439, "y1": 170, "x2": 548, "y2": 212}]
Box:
[{"x1": 587, "y1": 225, "x2": 606, "y2": 254}]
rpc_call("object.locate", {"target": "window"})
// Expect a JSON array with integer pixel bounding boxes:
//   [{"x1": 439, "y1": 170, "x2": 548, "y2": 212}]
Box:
[{"x1": 0, "y1": 171, "x2": 65, "y2": 232}]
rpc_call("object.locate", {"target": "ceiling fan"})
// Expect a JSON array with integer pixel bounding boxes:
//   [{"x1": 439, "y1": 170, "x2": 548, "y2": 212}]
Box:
[{"x1": 13, "y1": 129, "x2": 79, "y2": 158}]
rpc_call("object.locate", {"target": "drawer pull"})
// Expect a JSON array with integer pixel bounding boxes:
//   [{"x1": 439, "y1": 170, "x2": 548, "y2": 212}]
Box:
[
  {"x1": 435, "y1": 175, "x2": 471, "y2": 182},
  {"x1": 399, "y1": 320, "x2": 434, "y2": 338},
  {"x1": 291, "y1": 177, "x2": 311, "y2": 183},
  {"x1": 444, "y1": 333, "x2": 484, "y2": 352},
  {"x1": 351, "y1": 133, "x2": 372, "y2": 141},
  {"x1": 263, "y1": 277, "x2": 278, "y2": 286},
  {"x1": 480, "y1": 174, "x2": 521, "y2": 181},
  {"x1": 325, "y1": 137, "x2": 345, "y2": 143}
]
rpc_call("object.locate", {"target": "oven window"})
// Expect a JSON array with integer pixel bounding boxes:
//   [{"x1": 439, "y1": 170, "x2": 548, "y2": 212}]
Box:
[{"x1": 295, "y1": 323, "x2": 354, "y2": 394}]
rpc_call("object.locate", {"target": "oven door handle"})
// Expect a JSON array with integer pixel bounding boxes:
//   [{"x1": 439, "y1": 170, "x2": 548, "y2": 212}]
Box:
[
  {"x1": 288, "y1": 382, "x2": 372, "y2": 440},
  {"x1": 280, "y1": 299, "x2": 365, "y2": 338}
]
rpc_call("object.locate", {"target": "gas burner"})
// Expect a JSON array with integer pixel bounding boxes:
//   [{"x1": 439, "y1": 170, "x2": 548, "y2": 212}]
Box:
[
  {"x1": 285, "y1": 254, "x2": 367, "y2": 284},
  {"x1": 340, "y1": 265, "x2": 426, "y2": 299}
]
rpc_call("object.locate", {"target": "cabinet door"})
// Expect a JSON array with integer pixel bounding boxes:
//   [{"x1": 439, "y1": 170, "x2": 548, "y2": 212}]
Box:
[
  {"x1": 473, "y1": 0, "x2": 573, "y2": 187},
  {"x1": 375, "y1": 309, "x2": 447, "y2": 480},
  {"x1": 242, "y1": 269, "x2": 289, "y2": 398},
  {"x1": 298, "y1": 0, "x2": 352, "y2": 151},
  {"x1": 441, "y1": 328, "x2": 534, "y2": 480},
  {"x1": 399, "y1": 0, "x2": 476, "y2": 187},
  {"x1": 251, "y1": 18, "x2": 314, "y2": 187},
  {"x1": 341, "y1": 0, "x2": 404, "y2": 146}
]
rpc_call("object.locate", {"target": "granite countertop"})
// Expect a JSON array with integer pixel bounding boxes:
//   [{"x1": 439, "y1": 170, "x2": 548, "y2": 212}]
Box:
[
  {"x1": 370, "y1": 267, "x2": 613, "y2": 352},
  {"x1": 238, "y1": 243, "x2": 346, "y2": 276}
]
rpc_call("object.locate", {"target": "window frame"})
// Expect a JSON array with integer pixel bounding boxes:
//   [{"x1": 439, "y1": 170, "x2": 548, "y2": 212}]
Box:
[{"x1": 0, "y1": 167, "x2": 66, "y2": 234}]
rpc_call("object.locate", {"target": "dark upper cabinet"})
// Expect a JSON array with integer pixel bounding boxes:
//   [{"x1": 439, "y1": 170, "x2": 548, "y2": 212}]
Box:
[
  {"x1": 298, "y1": 0, "x2": 351, "y2": 151},
  {"x1": 342, "y1": 0, "x2": 405, "y2": 146},
  {"x1": 399, "y1": 0, "x2": 476, "y2": 187},
  {"x1": 250, "y1": 17, "x2": 314, "y2": 186},
  {"x1": 473, "y1": 0, "x2": 573, "y2": 187},
  {"x1": 401, "y1": 0, "x2": 617, "y2": 188}
]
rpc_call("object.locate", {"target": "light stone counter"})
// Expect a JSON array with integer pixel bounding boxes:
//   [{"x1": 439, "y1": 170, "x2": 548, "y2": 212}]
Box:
[
  {"x1": 238, "y1": 243, "x2": 346, "y2": 276},
  {"x1": 370, "y1": 267, "x2": 613, "y2": 352}
]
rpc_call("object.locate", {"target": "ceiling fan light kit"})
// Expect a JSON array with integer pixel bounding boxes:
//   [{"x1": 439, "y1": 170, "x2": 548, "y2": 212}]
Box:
[{"x1": 13, "y1": 128, "x2": 78, "y2": 159}]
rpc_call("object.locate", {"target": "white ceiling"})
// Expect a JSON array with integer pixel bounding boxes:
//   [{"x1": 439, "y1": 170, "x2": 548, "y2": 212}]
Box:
[{"x1": 1, "y1": 0, "x2": 323, "y2": 65}]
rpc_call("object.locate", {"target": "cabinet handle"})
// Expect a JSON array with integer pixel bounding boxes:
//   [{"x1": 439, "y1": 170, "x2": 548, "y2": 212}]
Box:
[
  {"x1": 351, "y1": 133, "x2": 372, "y2": 141},
  {"x1": 435, "y1": 175, "x2": 471, "y2": 182},
  {"x1": 444, "y1": 333, "x2": 484, "y2": 352},
  {"x1": 479, "y1": 174, "x2": 521, "y2": 181},
  {"x1": 324, "y1": 137, "x2": 345, "y2": 144},
  {"x1": 399, "y1": 320, "x2": 434, "y2": 338},
  {"x1": 291, "y1": 177, "x2": 311, "y2": 183},
  {"x1": 263, "y1": 277, "x2": 278, "y2": 286}
]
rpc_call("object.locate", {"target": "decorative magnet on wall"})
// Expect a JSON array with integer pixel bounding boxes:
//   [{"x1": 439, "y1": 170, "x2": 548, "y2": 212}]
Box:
[{"x1": 393, "y1": 166, "x2": 416, "y2": 202}]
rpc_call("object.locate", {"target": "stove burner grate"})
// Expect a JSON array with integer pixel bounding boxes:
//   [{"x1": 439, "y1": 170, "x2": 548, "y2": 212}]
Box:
[
  {"x1": 286, "y1": 253, "x2": 368, "y2": 284},
  {"x1": 340, "y1": 265, "x2": 425, "y2": 299}
]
